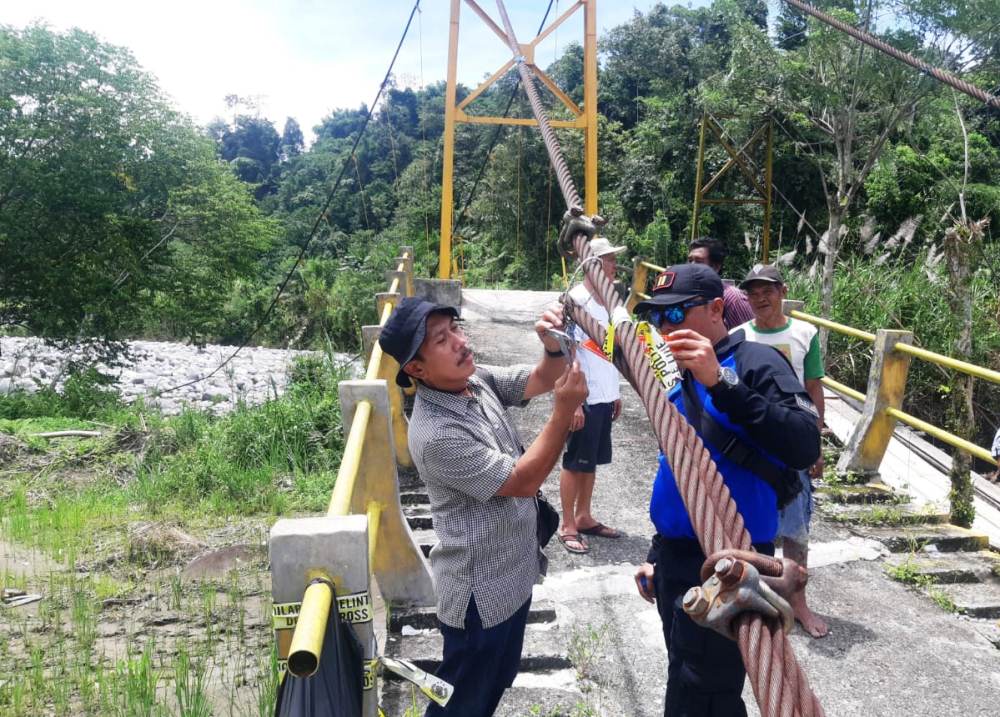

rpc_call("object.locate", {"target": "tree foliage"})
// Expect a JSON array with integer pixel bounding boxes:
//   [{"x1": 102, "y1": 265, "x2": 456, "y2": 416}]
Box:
[{"x1": 0, "y1": 25, "x2": 275, "y2": 348}]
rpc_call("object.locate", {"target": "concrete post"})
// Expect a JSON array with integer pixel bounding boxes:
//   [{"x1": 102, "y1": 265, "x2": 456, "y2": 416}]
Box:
[
  {"x1": 782, "y1": 299, "x2": 805, "y2": 317},
  {"x1": 269, "y1": 515, "x2": 378, "y2": 715},
  {"x1": 361, "y1": 325, "x2": 381, "y2": 366},
  {"x1": 627, "y1": 257, "x2": 650, "y2": 313},
  {"x1": 338, "y1": 379, "x2": 436, "y2": 606},
  {"x1": 400, "y1": 246, "x2": 415, "y2": 297},
  {"x1": 385, "y1": 270, "x2": 410, "y2": 298},
  {"x1": 359, "y1": 325, "x2": 412, "y2": 468},
  {"x1": 376, "y1": 292, "x2": 400, "y2": 324},
  {"x1": 413, "y1": 278, "x2": 463, "y2": 309},
  {"x1": 837, "y1": 329, "x2": 914, "y2": 475}
]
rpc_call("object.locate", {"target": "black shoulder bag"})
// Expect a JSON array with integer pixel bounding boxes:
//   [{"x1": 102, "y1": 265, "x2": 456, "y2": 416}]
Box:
[
  {"x1": 535, "y1": 491, "x2": 560, "y2": 548},
  {"x1": 679, "y1": 378, "x2": 802, "y2": 509}
]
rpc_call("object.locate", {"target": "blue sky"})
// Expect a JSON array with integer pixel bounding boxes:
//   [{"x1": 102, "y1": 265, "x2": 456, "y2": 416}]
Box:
[{"x1": 6, "y1": 1, "x2": 690, "y2": 140}]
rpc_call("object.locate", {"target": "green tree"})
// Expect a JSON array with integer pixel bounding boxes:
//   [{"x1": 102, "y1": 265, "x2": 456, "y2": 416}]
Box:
[{"x1": 0, "y1": 24, "x2": 274, "y2": 346}]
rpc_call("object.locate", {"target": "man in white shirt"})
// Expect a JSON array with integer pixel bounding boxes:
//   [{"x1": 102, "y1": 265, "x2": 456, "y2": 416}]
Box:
[
  {"x1": 736, "y1": 263, "x2": 828, "y2": 638},
  {"x1": 558, "y1": 237, "x2": 625, "y2": 553}
]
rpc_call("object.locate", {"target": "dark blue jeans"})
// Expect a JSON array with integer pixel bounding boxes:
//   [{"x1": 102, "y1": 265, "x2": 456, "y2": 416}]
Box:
[
  {"x1": 424, "y1": 596, "x2": 531, "y2": 717},
  {"x1": 652, "y1": 538, "x2": 774, "y2": 717}
]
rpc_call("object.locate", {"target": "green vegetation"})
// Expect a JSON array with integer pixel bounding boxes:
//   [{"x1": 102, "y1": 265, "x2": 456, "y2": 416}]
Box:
[
  {"x1": 886, "y1": 558, "x2": 960, "y2": 614},
  {"x1": 0, "y1": 354, "x2": 343, "y2": 714}
]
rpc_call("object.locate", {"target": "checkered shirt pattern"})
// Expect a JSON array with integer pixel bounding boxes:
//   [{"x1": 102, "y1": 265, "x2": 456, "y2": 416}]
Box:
[{"x1": 409, "y1": 364, "x2": 541, "y2": 629}]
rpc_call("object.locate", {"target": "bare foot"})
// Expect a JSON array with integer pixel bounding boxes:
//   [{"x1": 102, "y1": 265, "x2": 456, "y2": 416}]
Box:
[{"x1": 790, "y1": 593, "x2": 829, "y2": 638}]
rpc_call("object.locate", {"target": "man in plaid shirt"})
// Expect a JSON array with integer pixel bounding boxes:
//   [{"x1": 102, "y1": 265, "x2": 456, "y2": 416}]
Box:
[{"x1": 379, "y1": 297, "x2": 588, "y2": 717}]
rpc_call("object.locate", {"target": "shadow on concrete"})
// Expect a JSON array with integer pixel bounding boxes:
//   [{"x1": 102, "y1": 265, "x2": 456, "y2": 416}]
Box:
[{"x1": 803, "y1": 614, "x2": 877, "y2": 659}]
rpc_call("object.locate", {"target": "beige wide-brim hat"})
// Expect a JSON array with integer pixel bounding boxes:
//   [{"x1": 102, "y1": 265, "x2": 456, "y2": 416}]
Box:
[{"x1": 590, "y1": 236, "x2": 626, "y2": 257}]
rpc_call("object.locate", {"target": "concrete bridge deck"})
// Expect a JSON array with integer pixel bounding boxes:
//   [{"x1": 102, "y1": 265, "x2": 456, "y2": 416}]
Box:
[{"x1": 452, "y1": 287, "x2": 1000, "y2": 717}]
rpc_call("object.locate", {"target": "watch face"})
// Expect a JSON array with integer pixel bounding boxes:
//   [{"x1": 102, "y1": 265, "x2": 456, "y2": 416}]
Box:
[{"x1": 720, "y1": 366, "x2": 739, "y2": 387}]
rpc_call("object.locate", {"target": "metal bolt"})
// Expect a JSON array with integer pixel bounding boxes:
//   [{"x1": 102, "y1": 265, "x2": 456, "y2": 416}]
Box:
[
  {"x1": 716, "y1": 558, "x2": 745, "y2": 586},
  {"x1": 682, "y1": 587, "x2": 709, "y2": 616}
]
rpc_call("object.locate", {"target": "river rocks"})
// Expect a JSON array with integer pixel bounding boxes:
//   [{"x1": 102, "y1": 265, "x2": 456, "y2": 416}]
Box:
[{"x1": 0, "y1": 337, "x2": 357, "y2": 415}]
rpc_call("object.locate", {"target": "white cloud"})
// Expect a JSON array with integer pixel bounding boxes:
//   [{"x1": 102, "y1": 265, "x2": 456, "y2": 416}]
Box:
[{"x1": 5, "y1": 1, "x2": 662, "y2": 140}]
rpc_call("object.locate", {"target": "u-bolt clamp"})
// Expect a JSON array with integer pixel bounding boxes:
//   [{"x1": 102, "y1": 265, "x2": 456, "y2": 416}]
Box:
[
  {"x1": 557, "y1": 209, "x2": 606, "y2": 259},
  {"x1": 682, "y1": 557, "x2": 794, "y2": 640}
]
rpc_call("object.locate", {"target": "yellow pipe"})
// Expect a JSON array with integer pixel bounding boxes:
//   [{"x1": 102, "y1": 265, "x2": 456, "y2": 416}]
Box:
[
  {"x1": 286, "y1": 579, "x2": 333, "y2": 677},
  {"x1": 885, "y1": 407, "x2": 998, "y2": 466},
  {"x1": 789, "y1": 310, "x2": 877, "y2": 343},
  {"x1": 438, "y1": 0, "x2": 461, "y2": 279},
  {"x1": 367, "y1": 501, "x2": 382, "y2": 568},
  {"x1": 893, "y1": 343, "x2": 1000, "y2": 385},
  {"x1": 820, "y1": 376, "x2": 865, "y2": 402},
  {"x1": 328, "y1": 400, "x2": 373, "y2": 516},
  {"x1": 641, "y1": 260, "x2": 666, "y2": 273}
]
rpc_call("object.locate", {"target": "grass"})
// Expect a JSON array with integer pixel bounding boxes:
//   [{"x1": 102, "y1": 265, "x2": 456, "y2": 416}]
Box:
[
  {"x1": 885, "y1": 557, "x2": 960, "y2": 615},
  {"x1": 0, "y1": 353, "x2": 346, "y2": 715}
]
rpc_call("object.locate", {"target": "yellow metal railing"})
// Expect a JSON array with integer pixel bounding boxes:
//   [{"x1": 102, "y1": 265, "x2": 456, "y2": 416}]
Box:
[
  {"x1": 628, "y1": 256, "x2": 998, "y2": 470},
  {"x1": 790, "y1": 308, "x2": 998, "y2": 468},
  {"x1": 287, "y1": 250, "x2": 413, "y2": 677}
]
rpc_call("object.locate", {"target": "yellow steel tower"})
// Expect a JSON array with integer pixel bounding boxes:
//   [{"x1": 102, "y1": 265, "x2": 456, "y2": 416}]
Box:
[{"x1": 438, "y1": 0, "x2": 599, "y2": 279}]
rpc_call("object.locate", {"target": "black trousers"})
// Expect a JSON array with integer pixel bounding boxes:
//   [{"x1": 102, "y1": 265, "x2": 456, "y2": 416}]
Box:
[
  {"x1": 651, "y1": 537, "x2": 775, "y2": 717},
  {"x1": 425, "y1": 596, "x2": 531, "y2": 717}
]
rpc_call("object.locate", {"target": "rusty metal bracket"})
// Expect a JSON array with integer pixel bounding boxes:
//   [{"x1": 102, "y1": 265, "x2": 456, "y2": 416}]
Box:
[
  {"x1": 557, "y1": 210, "x2": 605, "y2": 259},
  {"x1": 683, "y1": 557, "x2": 794, "y2": 640}
]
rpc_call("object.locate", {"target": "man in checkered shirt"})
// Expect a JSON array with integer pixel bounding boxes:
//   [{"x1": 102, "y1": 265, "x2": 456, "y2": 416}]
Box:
[{"x1": 379, "y1": 297, "x2": 588, "y2": 717}]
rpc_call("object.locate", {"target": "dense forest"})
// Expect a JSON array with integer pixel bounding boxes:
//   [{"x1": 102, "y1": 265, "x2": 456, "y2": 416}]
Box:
[{"x1": 1, "y1": 0, "x2": 998, "y2": 446}]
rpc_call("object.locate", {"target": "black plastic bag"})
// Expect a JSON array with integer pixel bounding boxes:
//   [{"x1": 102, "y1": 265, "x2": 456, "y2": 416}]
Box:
[{"x1": 274, "y1": 590, "x2": 364, "y2": 717}]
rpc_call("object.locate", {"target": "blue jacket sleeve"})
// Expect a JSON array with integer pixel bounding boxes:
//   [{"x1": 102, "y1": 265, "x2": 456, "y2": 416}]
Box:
[{"x1": 710, "y1": 343, "x2": 821, "y2": 470}]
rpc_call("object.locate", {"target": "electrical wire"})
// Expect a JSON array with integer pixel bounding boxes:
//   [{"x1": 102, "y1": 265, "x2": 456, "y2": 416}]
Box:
[{"x1": 144, "y1": 0, "x2": 423, "y2": 400}]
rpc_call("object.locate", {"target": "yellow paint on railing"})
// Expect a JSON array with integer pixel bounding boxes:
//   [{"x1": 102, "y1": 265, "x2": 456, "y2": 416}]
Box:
[
  {"x1": 366, "y1": 501, "x2": 382, "y2": 568},
  {"x1": 789, "y1": 310, "x2": 877, "y2": 343},
  {"x1": 286, "y1": 579, "x2": 334, "y2": 677},
  {"x1": 885, "y1": 407, "x2": 998, "y2": 466},
  {"x1": 328, "y1": 400, "x2": 373, "y2": 516},
  {"x1": 894, "y1": 343, "x2": 1000, "y2": 386},
  {"x1": 820, "y1": 376, "x2": 865, "y2": 402}
]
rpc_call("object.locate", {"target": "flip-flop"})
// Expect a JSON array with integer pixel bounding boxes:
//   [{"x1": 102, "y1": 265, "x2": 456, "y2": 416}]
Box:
[
  {"x1": 558, "y1": 533, "x2": 589, "y2": 554},
  {"x1": 577, "y1": 522, "x2": 621, "y2": 539}
]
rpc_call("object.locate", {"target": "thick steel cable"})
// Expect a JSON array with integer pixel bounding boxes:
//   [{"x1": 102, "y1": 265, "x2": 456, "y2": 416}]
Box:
[
  {"x1": 783, "y1": 0, "x2": 1000, "y2": 110},
  {"x1": 493, "y1": 1, "x2": 583, "y2": 212},
  {"x1": 489, "y1": 2, "x2": 824, "y2": 713}
]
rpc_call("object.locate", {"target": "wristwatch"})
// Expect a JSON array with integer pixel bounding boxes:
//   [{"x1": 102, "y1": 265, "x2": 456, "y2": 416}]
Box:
[{"x1": 709, "y1": 366, "x2": 740, "y2": 395}]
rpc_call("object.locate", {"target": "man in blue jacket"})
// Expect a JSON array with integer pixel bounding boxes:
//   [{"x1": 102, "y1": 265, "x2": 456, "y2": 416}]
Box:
[{"x1": 631, "y1": 263, "x2": 821, "y2": 717}]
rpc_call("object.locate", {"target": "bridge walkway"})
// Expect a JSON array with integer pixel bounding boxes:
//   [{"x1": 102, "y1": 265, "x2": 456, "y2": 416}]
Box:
[{"x1": 382, "y1": 288, "x2": 999, "y2": 717}]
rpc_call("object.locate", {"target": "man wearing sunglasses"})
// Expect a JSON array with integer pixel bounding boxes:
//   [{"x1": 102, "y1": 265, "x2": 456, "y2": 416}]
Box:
[{"x1": 631, "y1": 263, "x2": 821, "y2": 717}]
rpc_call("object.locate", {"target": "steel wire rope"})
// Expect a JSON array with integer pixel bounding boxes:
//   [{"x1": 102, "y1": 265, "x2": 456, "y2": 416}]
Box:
[
  {"x1": 491, "y1": 1, "x2": 824, "y2": 714},
  {"x1": 782, "y1": 0, "x2": 1000, "y2": 110},
  {"x1": 143, "y1": 0, "x2": 423, "y2": 400}
]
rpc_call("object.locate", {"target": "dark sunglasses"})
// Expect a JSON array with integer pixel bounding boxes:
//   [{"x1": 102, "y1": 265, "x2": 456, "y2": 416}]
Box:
[{"x1": 649, "y1": 299, "x2": 710, "y2": 327}]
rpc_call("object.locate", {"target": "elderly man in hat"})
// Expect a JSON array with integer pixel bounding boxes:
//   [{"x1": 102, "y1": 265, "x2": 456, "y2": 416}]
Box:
[
  {"x1": 736, "y1": 263, "x2": 828, "y2": 638},
  {"x1": 631, "y1": 263, "x2": 820, "y2": 717},
  {"x1": 557, "y1": 236, "x2": 627, "y2": 554},
  {"x1": 379, "y1": 297, "x2": 588, "y2": 717}
]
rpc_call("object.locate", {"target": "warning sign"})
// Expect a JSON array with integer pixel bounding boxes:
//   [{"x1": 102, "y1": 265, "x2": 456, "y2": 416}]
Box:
[
  {"x1": 337, "y1": 591, "x2": 373, "y2": 625},
  {"x1": 636, "y1": 322, "x2": 682, "y2": 391}
]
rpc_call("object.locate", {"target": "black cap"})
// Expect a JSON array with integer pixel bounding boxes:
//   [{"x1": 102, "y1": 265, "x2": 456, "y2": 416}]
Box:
[
  {"x1": 739, "y1": 263, "x2": 784, "y2": 289},
  {"x1": 633, "y1": 263, "x2": 724, "y2": 314},
  {"x1": 378, "y1": 297, "x2": 460, "y2": 387}
]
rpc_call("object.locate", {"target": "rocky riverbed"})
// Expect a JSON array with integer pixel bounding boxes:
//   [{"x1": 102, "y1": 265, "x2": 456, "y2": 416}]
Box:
[{"x1": 0, "y1": 337, "x2": 357, "y2": 415}]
